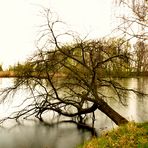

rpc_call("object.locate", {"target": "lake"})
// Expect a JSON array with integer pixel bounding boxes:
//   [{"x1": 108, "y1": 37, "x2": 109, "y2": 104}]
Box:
[{"x1": 0, "y1": 77, "x2": 148, "y2": 148}]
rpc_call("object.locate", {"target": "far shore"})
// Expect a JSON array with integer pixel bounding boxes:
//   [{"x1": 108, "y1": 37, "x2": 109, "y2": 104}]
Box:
[
  {"x1": 0, "y1": 71, "x2": 66, "y2": 78},
  {"x1": 1, "y1": 70, "x2": 148, "y2": 79},
  {"x1": 0, "y1": 71, "x2": 15, "y2": 78}
]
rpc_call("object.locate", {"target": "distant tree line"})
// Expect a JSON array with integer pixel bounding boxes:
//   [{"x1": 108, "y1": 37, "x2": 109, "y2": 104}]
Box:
[{"x1": 8, "y1": 37, "x2": 148, "y2": 77}]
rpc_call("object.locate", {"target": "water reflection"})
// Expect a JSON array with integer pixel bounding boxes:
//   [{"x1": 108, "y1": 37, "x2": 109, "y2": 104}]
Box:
[
  {"x1": 126, "y1": 78, "x2": 148, "y2": 122},
  {"x1": 0, "y1": 78, "x2": 148, "y2": 148},
  {"x1": 0, "y1": 123, "x2": 91, "y2": 148}
]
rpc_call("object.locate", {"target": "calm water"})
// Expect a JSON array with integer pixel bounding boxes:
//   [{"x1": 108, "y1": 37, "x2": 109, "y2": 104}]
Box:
[{"x1": 0, "y1": 78, "x2": 148, "y2": 148}]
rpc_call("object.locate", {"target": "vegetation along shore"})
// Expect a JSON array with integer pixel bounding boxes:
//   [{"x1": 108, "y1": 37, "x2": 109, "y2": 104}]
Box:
[{"x1": 78, "y1": 122, "x2": 148, "y2": 148}]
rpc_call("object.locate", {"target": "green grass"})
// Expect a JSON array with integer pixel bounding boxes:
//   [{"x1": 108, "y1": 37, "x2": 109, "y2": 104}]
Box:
[{"x1": 77, "y1": 122, "x2": 148, "y2": 148}]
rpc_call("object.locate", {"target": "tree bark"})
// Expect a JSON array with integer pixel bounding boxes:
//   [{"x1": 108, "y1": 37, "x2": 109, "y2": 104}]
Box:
[{"x1": 97, "y1": 100, "x2": 128, "y2": 125}]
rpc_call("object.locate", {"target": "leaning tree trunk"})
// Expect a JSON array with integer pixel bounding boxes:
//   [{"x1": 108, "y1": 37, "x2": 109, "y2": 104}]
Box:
[{"x1": 97, "y1": 99, "x2": 128, "y2": 125}]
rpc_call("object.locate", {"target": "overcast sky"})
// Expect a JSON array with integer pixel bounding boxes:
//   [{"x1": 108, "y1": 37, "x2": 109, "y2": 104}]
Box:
[{"x1": 0, "y1": 0, "x2": 113, "y2": 69}]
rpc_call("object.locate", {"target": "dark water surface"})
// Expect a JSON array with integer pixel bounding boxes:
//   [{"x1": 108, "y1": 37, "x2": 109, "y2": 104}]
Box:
[
  {"x1": 0, "y1": 78, "x2": 148, "y2": 148},
  {"x1": 0, "y1": 123, "x2": 91, "y2": 148}
]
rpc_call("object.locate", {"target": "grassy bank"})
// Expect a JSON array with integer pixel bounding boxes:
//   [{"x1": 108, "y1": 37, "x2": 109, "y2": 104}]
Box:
[{"x1": 78, "y1": 122, "x2": 148, "y2": 148}]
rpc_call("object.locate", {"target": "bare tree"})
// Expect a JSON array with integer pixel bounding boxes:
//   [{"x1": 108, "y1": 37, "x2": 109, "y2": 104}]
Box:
[
  {"x1": 113, "y1": 0, "x2": 148, "y2": 76},
  {"x1": 134, "y1": 40, "x2": 148, "y2": 74},
  {"x1": 114, "y1": 0, "x2": 147, "y2": 40},
  {"x1": 1, "y1": 8, "x2": 145, "y2": 129}
]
